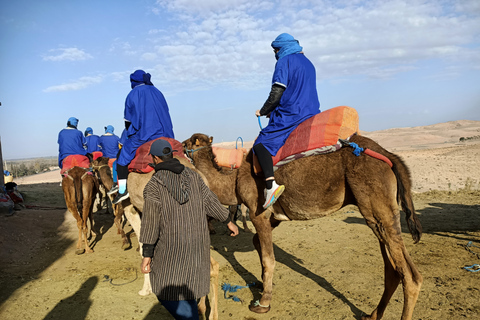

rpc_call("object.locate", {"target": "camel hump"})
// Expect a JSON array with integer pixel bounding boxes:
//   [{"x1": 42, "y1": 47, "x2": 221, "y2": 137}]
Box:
[{"x1": 128, "y1": 137, "x2": 186, "y2": 173}]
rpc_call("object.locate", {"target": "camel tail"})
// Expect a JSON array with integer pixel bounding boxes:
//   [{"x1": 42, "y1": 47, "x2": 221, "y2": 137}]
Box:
[
  {"x1": 390, "y1": 154, "x2": 422, "y2": 243},
  {"x1": 73, "y1": 176, "x2": 84, "y2": 216}
]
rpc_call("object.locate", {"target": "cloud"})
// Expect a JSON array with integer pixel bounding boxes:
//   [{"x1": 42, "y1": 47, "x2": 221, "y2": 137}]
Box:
[
  {"x1": 139, "y1": 0, "x2": 480, "y2": 92},
  {"x1": 43, "y1": 76, "x2": 103, "y2": 92},
  {"x1": 43, "y1": 48, "x2": 93, "y2": 61}
]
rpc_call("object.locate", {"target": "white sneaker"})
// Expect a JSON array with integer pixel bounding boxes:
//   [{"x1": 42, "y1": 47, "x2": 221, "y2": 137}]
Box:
[{"x1": 263, "y1": 181, "x2": 285, "y2": 209}]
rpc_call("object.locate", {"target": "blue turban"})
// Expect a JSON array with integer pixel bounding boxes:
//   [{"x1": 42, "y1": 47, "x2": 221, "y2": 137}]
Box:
[
  {"x1": 271, "y1": 33, "x2": 303, "y2": 60},
  {"x1": 67, "y1": 117, "x2": 79, "y2": 128},
  {"x1": 85, "y1": 127, "x2": 93, "y2": 136},
  {"x1": 130, "y1": 70, "x2": 154, "y2": 89},
  {"x1": 105, "y1": 125, "x2": 114, "y2": 134}
]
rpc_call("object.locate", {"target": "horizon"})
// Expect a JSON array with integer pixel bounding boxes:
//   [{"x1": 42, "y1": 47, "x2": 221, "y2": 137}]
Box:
[
  {"x1": 3, "y1": 118, "x2": 479, "y2": 161},
  {"x1": 1, "y1": 0, "x2": 479, "y2": 160}
]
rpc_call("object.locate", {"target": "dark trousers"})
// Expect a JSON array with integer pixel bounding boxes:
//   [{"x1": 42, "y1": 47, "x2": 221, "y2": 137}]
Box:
[{"x1": 158, "y1": 299, "x2": 199, "y2": 320}]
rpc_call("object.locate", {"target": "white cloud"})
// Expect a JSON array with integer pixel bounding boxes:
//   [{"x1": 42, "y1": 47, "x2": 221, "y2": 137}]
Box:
[
  {"x1": 43, "y1": 76, "x2": 103, "y2": 92},
  {"x1": 43, "y1": 48, "x2": 93, "y2": 61}
]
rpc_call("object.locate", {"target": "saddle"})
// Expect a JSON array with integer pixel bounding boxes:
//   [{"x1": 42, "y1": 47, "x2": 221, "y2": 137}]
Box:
[
  {"x1": 128, "y1": 137, "x2": 187, "y2": 173},
  {"x1": 61, "y1": 155, "x2": 91, "y2": 175},
  {"x1": 212, "y1": 147, "x2": 248, "y2": 169},
  {"x1": 254, "y1": 105, "x2": 359, "y2": 174}
]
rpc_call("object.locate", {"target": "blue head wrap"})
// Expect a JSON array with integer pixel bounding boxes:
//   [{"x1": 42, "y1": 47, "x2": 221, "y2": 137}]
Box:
[
  {"x1": 84, "y1": 127, "x2": 93, "y2": 136},
  {"x1": 67, "y1": 117, "x2": 79, "y2": 128},
  {"x1": 105, "y1": 125, "x2": 114, "y2": 134},
  {"x1": 130, "y1": 70, "x2": 154, "y2": 89},
  {"x1": 271, "y1": 33, "x2": 303, "y2": 60}
]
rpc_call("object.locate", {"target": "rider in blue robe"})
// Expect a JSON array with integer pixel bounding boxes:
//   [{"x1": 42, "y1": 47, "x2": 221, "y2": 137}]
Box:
[
  {"x1": 84, "y1": 127, "x2": 101, "y2": 153},
  {"x1": 254, "y1": 33, "x2": 321, "y2": 209},
  {"x1": 113, "y1": 70, "x2": 175, "y2": 204},
  {"x1": 98, "y1": 125, "x2": 120, "y2": 158},
  {"x1": 57, "y1": 117, "x2": 87, "y2": 168}
]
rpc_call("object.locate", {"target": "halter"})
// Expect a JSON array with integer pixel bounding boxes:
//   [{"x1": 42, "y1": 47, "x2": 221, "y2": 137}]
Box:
[{"x1": 184, "y1": 146, "x2": 208, "y2": 163}]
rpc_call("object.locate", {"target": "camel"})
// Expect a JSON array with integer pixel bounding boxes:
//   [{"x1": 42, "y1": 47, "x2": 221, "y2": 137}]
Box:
[
  {"x1": 121, "y1": 155, "x2": 221, "y2": 320},
  {"x1": 61, "y1": 166, "x2": 99, "y2": 255},
  {"x1": 91, "y1": 157, "x2": 129, "y2": 249},
  {"x1": 182, "y1": 133, "x2": 423, "y2": 320}
]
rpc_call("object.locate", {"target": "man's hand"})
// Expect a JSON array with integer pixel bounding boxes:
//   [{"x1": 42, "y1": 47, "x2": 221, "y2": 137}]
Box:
[
  {"x1": 227, "y1": 221, "x2": 239, "y2": 236},
  {"x1": 255, "y1": 110, "x2": 261, "y2": 117},
  {"x1": 141, "y1": 257, "x2": 152, "y2": 274}
]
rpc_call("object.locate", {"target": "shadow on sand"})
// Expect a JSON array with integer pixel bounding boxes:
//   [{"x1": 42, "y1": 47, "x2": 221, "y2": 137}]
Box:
[{"x1": 43, "y1": 276, "x2": 98, "y2": 320}]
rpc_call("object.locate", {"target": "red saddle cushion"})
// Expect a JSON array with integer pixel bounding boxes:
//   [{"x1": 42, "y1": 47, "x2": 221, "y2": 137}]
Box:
[
  {"x1": 61, "y1": 155, "x2": 91, "y2": 175},
  {"x1": 128, "y1": 137, "x2": 187, "y2": 173}
]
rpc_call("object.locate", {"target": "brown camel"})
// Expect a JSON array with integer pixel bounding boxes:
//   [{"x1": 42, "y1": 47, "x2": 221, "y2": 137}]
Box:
[
  {"x1": 61, "y1": 166, "x2": 99, "y2": 255},
  {"x1": 183, "y1": 133, "x2": 423, "y2": 320},
  {"x1": 122, "y1": 156, "x2": 221, "y2": 320},
  {"x1": 91, "y1": 157, "x2": 129, "y2": 249}
]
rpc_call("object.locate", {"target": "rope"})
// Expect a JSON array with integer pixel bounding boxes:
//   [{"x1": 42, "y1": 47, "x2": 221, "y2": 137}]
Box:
[
  {"x1": 221, "y1": 282, "x2": 255, "y2": 302},
  {"x1": 465, "y1": 241, "x2": 480, "y2": 258},
  {"x1": 103, "y1": 269, "x2": 138, "y2": 286},
  {"x1": 463, "y1": 264, "x2": 480, "y2": 272}
]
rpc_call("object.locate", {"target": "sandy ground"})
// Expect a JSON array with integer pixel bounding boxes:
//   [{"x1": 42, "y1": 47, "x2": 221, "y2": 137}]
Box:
[{"x1": 1, "y1": 120, "x2": 479, "y2": 320}]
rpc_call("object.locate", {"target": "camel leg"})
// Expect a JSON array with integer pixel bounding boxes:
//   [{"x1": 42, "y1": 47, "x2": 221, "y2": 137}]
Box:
[
  {"x1": 240, "y1": 204, "x2": 252, "y2": 233},
  {"x1": 209, "y1": 255, "x2": 219, "y2": 320},
  {"x1": 75, "y1": 216, "x2": 85, "y2": 255},
  {"x1": 82, "y1": 208, "x2": 94, "y2": 253},
  {"x1": 124, "y1": 204, "x2": 152, "y2": 296},
  {"x1": 249, "y1": 214, "x2": 275, "y2": 313},
  {"x1": 198, "y1": 255, "x2": 219, "y2": 320},
  {"x1": 362, "y1": 213, "x2": 422, "y2": 320},
  {"x1": 113, "y1": 204, "x2": 129, "y2": 249}
]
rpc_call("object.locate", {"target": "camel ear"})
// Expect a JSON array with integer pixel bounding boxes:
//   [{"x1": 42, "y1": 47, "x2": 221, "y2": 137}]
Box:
[
  {"x1": 209, "y1": 136, "x2": 213, "y2": 144},
  {"x1": 195, "y1": 139, "x2": 200, "y2": 146}
]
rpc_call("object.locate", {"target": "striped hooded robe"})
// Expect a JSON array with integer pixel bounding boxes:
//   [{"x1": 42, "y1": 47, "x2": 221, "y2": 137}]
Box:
[{"x1": 139, "y1": 159, "x2": 229, "y2": 300}]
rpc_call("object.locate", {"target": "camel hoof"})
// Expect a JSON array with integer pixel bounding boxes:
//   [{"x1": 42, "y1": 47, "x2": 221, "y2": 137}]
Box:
[
  {"x1": 75, "y1": 249, "x2": 85, "y2": 255},
  {"x1": 249, "y1": 301, "x2": 271, "y2": 314},
  {"x1": 138, "y1": 289, "x2": 152, "y2": 296}
]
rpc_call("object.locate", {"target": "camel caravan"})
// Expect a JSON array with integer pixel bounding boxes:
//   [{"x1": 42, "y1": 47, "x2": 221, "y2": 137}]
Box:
[{"x1": 60, "y1": 106, "x2": 422, "y2": 320}]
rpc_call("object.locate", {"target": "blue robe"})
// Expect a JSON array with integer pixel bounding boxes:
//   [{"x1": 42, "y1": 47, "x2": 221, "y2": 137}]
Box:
[
  {"x1": 98, "y1": 134, "x2": 120, "y2": 158},
  {"x1": 85, "y1": 135, "x2": 101, "y2": 153},
  {"x1": 57, "y1": 128, "x2": 87, "y2": 168},
  {"x1": 118, "y1": 84, "x2": 174, "y2": 166},
  {"x1": 254, "y1": 53, "x2": 320, "y2": 156}
]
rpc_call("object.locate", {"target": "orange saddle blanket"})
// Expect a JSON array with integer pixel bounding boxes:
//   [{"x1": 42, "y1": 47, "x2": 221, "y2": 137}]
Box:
[
  {"x1": 61, "y1": 155, "x2": 91, "y2": 175},
  {"x1": 255, "y1": 106, "x2": 359, "y2": 173},
  {"x1": 128, "y1": 137, "x2": 187, "y2": 173},
  {"x1": 212, "y1": 147, "x2": 248, "y2": 169}
]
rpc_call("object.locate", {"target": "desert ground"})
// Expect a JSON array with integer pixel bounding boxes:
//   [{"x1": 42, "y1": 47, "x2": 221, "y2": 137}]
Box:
[{"x1": 1, "y1": 120, "x2": 479, "y2": 320}]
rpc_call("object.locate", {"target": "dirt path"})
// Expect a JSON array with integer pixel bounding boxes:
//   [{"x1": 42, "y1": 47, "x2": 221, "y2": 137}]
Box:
[{"x1": 0, "y1": 183, "x2": 479, "y2": 319}]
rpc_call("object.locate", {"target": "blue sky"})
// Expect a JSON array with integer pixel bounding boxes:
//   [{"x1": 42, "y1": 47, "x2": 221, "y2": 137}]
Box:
[{"x1": 1, "y1": 0, "x2": 479, "y2": 160}]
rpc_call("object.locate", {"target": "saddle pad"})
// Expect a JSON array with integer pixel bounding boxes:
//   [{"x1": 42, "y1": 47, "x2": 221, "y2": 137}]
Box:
[
  {"x1": 128, "y1": 137, "x2": 186, "y2": 173},
  {"x1": 254, "y1": 106, "x2": 359, "y2": 174},
  {"x1": 61, "y1": 155, "x2": 91, "y2": 175},
  {"x1": 212, "y1": 147, "x2": 247, "y2": 169},
  {"x1": 91, "y1": 151, "x2": 103, "y2": 160}
]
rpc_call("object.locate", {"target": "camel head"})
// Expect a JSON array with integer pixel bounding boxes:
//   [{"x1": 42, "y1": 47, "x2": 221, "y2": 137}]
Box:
[
  {"x1": 182, "y1": 133, "x2": 213, "y2": 153},
  {"x1": 92, "y1": 156, "x2": 109, "y2": 167}
]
